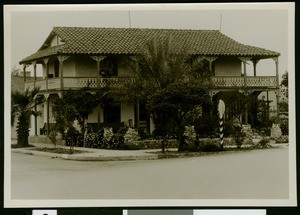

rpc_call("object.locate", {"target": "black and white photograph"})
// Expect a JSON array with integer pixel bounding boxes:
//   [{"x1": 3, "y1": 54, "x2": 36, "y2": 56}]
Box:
[{"x1": 4, "y1": 3, "x2": 296, "y2": 207}]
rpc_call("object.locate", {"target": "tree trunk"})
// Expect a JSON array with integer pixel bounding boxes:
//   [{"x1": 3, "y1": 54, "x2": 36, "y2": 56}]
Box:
[{"x1": 177, "y1": 126, "x2": 186, "y2": 152}]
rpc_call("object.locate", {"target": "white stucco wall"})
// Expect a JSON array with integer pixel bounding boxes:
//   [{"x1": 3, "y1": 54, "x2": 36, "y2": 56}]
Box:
[
  {"x1": 75, "y1": 56, "x2": 97, "y2": 77},
  {"x1": 63, "y1": 58, "x2": 76, "y2": 77},
  {"x1": 28, "y1": 102, "x2": 44, "y2": 136},
  {"x1": 88, "y1": 106, "x2": 104, "y2": 123},
  {"x1": 214, "y1": 57, "x2": 242, "y2": 76},
  {"x1": 42, "y1": 55, "x2": 135, "y2": 78}
]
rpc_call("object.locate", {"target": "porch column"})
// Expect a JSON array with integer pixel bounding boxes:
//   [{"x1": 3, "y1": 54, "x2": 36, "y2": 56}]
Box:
[
  {"x1": 90, "y1": 56, "x2": 106, "y2": 87},
  {"x1": 90, "y1": 56, "x2": 106, "y2": 126},
  {"x1": 22, "y1": 64, "x2": 27, "y2": 83},
  {"x1": 266, "y1": 91, "x2": 270, "y2": 120},
  {"x1": 252, "y1": 59, "x2": 259, "y2": 77},
  {"x1": 273, "y1": 57, "x2": 280, "y2": 120},
  {"x1": 243, "y1": 60, "x2": 247, "y2": 87},
  {"x1": 45, "y1": 94, "x2": 50, "y2": 136},
  {"x1": 32, "y1": 61, "x2": 37, "y2": 88},
  {"x1": 205, "y1": 56, "x2": 218, "y2": 74},
  {"x1": 57, "y1": 55, "x2": 70, "y2": 94},
  {"x1": 130, "y1": 56, "x2": 141, "y2": 129},
  {"x1": 136, "y1": 102, "x2": 140, "y2": 129},
  {"x1": 43, "y1": 58, "x2": 49, "y2": 91}
]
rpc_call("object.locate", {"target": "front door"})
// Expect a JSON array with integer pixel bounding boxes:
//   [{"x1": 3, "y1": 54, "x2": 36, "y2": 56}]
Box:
[{"x1": 103, "y1": 104, "x2": 121, "y2": 123}]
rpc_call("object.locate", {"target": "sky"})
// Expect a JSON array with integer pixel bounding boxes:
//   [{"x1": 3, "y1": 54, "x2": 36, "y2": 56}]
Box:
[{"x1": 5, "y1": 3, "x2": 293, "y2": 78}]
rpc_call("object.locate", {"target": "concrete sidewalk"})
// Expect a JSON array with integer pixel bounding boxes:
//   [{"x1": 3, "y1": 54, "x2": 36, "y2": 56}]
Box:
[
  {"x1": 11, "y1": 141, "x2": 167, "y2": 161},
  {"x1": 11, "y1": 139, "x2": 288, "y2": 162}
]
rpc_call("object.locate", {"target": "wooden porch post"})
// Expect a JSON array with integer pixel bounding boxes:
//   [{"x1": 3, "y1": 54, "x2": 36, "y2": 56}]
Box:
[
  {"x1": 274, "y1": 57, "x2": 280, "y2": 120},
  {"x1": 58, "y1": 55, "x2": 69, "y2": 95},
  {"x1": 32, "y1": 61, "x2": 38, "y2": 136},
  {"x1": 22, "y1": 64, "x2": 27, "y2": 83},
  {"x1": 136, "y1": 102, "x2": 140, "y2": 129},
  {"x1": 32, "y1": 61, "x2": 37, "y2": 88},
  {"x1": 252, "y1": 59, "x2": 259, "y2": 77},
  {"x1": 267, "y1": 91, "x2": 270, "y2": 120},
  {"x1": 206, "y1": 56, "x2": 218, "y2": 76},
  {"x1": 243, "y1": 61, "x2": 247, "y2": 87},
  {"x1": 43, "y1": 58, "x2": 49, "y2": 91},
  {"x1": 45, "y1": 94, "x2": 50, "y2": 136},
  {"x1": 90, "y1": 56, "x2": 106, "y2": 128},
  {"x1": 90, "y1": 56, "x2": 106, "y2": 87}
]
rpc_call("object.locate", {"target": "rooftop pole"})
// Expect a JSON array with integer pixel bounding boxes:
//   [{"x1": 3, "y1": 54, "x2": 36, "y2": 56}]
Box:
[
  {"x1": 219, "y1": 14, "x2": 223, "y2": 32},
  {"x1": 128, "y1": 11, "x2": 132, "y2": 28}
]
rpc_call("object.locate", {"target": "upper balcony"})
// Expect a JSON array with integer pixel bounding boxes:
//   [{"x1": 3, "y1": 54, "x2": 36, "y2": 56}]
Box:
[
  {"x1": 24, "y1": 76, "x2": 278, "y2": 92},
  {"x1": 211, "y1": 76, "x2": 278, "y2": 89},
  {"x1": 24, "y1": 77, "x2": 135, "y2": 92}
]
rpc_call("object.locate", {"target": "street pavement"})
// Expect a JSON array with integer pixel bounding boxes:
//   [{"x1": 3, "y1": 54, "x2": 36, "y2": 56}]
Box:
[{"x1": 11, "y1": 147, "x2": 289, "y2": 200}]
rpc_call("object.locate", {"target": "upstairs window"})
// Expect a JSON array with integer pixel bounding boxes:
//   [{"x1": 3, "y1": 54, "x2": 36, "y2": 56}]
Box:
[
  {"x1": 54, "y1": 60, "x2": 59, "y2": 78},
  {"x1": 100, "y1": 56, "x2": 118, "y2": 77}
]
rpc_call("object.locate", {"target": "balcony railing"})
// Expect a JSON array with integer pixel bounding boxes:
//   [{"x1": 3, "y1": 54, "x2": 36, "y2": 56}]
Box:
[
  {"x1": 24, "y1": 77, "x2": 135, "y2": 91},
  {"x1": 24, "y1": 76, "x2": 278, "y2": 92},
  {"x1": 211, "y1": 76, "x2": 278, "y2": 88}
]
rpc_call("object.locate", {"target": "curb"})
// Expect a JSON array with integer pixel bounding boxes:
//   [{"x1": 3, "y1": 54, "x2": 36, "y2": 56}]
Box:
[
  {"x1": 12, "y1": 148, "x2": 159, "y2": 161},
  {"x1": 12, "y1": 148, "x2": 63, "y2": 158},
  {"x1": 61, "y1": 154, "x2": 159, "y2": 161},
  {"x1": 11, "y1": 143, "x2": 289, "y2": 162}
]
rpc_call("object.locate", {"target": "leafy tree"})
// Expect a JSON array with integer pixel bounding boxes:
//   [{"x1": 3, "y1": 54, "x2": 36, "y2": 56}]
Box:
[
  {"x1": 11, "y1": 87, "x2": 43, "y2": 147},
  {"x1": 52, "y1": 88, "x2": 99, "y2": 141},
  {"x1": 147, "y1": 82, "x2": 211, "y2": 151},
  {"x1": 51, "y1": 87, "x2": 118, "y2": 145},
  {"x1": 281, "y1": 71, "x2": 288, "y2": 87},
  {"x1": 11, "y1": 66, "x2": 20, "y2": 77}
]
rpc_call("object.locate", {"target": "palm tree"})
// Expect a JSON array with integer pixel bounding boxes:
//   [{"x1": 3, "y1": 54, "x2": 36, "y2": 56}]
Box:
[
  {"x1": 11, "y1": 87, "x2": 42, "y2": 147},
  {"x1": 122, "y1": 37, "x2": 212, "y2": 151}
]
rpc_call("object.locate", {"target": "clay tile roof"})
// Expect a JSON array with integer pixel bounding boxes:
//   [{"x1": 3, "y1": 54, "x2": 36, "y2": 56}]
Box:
[{"x1": 19, "y1": 27, "x2": 280, "y2": 64}]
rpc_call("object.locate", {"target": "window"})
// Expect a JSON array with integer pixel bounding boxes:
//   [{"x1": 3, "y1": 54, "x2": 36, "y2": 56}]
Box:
[
  {"x1": 100, "y1": 56, "x2": 118, "y2": 77},
  {"x1": 54, "y1": 60, "x2": 59, "y2": 78}
]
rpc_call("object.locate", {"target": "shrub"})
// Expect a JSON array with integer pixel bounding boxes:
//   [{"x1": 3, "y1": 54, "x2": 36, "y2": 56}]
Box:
[
  {"x1": 109, "y1": 133, "x2": 125, "y2": 149},
  {"x1": 270, "y1": 123, "x2": 282, "y2": 140},
  {"x1": 280, "y1": 118, "x2": 289, "y2": 135},
  {"x1": 124, "y1": 128, "x2": 140, "y2": 148},
  {"x1": 65, "y1": 126, "x2": 83, "y2": 147},
  {"x1": 183, "y1": 125, "x2": 197, "y2": 149},
  {"x1": 241, "y1": 124, "x2": 253, "y2": 139},
  {"x1": 84, "y1": 131, "x2": 102, "y2": 148},
  {"x1": 199, "y1": 138, "x2": 221, "y2": 152},
  {"x1": 275, "y1": 135, "x2": 289, "y2": 143},
  {"x1": 103, "y1": 127, "x2": 114, "y2": 145},
  {"x1": 231, "y1": 124, "x2": 246, "y2": 148},
  {"x1": 49, "y1": 129, "x2": 58, "y2": 147},
  {"x1": 138, "y1": 127, "x2": 150, "y2": 140},
  {"x1": 253, "y1": 136, "x2": 271, "y2": 149}
]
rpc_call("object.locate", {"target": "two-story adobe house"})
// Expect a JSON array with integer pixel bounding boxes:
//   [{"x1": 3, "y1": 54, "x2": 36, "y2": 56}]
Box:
[{"x1": 19, "y1": 27, "x2": 280, "y2": 136}]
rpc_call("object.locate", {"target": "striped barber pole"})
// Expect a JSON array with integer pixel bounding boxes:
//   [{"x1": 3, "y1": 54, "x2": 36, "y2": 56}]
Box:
[
  {"x1": 218, "y1": 99, "x2": 225, "y2": 150},
  {"x1": 219, "y1": 116, "x2": 224, "y2": 150}
]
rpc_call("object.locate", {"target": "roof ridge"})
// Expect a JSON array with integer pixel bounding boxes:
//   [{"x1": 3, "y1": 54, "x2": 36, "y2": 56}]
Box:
[{"x1": 52, "y1": 26, "x2": 219, "y2": 32}]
